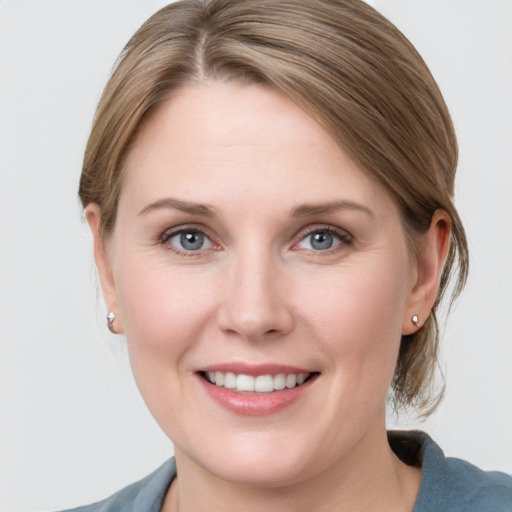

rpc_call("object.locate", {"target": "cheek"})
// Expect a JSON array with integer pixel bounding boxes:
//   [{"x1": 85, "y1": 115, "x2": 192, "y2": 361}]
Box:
[
  {"x1": 302, "y1": 256, "x2": 410, "y2": 385},
  {"x1": 114, "y1": 259, "x2": 222, "y2": 438},
  {"x1": 115, "y1": 258, "x2": 216, "y2": 375}
]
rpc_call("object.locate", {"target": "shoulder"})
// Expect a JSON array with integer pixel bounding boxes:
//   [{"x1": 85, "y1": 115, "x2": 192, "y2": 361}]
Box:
[
  {"x1": 389, "y1": 431, "x2": 512, "y2": 512},
  {"x1": 439, "y1": 450, "x2": 512, "y2": 510},
  {"x1": 57, "y1": 458, "x2": 176, "y2": 512}
]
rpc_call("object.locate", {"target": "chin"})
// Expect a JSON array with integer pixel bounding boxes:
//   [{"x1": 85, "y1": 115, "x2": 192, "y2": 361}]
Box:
[
  {"x1": 209, "y1": 453, "x2": 313, "y2": 488},
  {"x1": 177, "y1": 429, "x2": 319, "y2": 488}
]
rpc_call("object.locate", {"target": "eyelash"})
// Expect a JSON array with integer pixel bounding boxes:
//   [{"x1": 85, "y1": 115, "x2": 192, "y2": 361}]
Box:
[
  {"x1": 160, "y1": 226, "x2": 217, "y2": 256},
  {"x1": 159, "y1": 224, "x2": 354, "y2": 256},
  {"x1": 294, "y1": 225, "x2": 354, "y2": 254}
]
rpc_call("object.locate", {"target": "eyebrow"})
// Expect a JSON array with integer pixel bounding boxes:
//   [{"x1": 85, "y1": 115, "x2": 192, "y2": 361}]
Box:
[
  {"x1": 138, "y1": 197, "x2": 374, "y2": 220},
  {"x1": 291, "y1": 200, "x2": 375, "y2": 219},
  {"x1": 138, "y1": 198, "x2": 219, "y2": 217}
]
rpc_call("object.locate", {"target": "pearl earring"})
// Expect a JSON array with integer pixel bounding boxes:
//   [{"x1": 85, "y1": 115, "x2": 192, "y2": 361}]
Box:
[
  {"x1": 107, "y1": 312, "x2": 117, "y2": 334},
  {"x1": 411, "y1": 314, "x2": 420, "y2": 327}
]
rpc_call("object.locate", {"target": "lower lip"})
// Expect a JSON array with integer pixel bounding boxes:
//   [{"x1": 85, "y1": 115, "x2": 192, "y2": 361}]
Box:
[{"x1": 198, "y1": 374, "x2": 318, "y2": 416}]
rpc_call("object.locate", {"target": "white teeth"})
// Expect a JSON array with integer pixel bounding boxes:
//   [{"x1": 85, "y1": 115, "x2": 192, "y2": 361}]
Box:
[
  {"x1": 274, "y1": 373, "x2": 286, "y2": 390},
  {"x1": 297, "y1": 373, "x2": 307, "y2": 386},
  {"x1": 285, "y1": 374, "x2": 297, "y2": 388},
  {"x1": 255, "y1": 375, "x2": 274, "y2": 392},
  {"x1": 205, "y1": 371, "x2": 312, "y2": 393},
  {"x1": 224, "y1": 372, "x2": 236, "y2": 389},
  {"x1": 236, "y1": 374, "x2": 255, "y2": 391}
]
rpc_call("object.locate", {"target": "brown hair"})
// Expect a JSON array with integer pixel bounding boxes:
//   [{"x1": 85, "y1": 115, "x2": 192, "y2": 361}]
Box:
[{"x1": 79, "y1": 0, "x2": 468, "y2": 415}]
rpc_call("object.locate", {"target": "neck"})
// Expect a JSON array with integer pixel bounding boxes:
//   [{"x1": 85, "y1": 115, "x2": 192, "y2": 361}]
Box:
[{"x1": 162, "y1": 422, "x2": 421, "y2": 512}]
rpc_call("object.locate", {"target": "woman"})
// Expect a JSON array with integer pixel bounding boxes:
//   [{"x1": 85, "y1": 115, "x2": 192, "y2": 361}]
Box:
[{"x1": 65, "y1": 0, "x2": 512, "y2": 510}]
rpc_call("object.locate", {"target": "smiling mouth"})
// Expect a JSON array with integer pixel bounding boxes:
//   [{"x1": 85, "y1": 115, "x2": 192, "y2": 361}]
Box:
[{"x1": 200, "y1": 371, "x2": 319, "y2": 393}]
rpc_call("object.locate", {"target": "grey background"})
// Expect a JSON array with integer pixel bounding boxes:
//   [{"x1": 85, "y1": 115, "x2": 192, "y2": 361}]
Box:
[{"x1": 1, "y1": 1, "x2": 511, "y2": 510}]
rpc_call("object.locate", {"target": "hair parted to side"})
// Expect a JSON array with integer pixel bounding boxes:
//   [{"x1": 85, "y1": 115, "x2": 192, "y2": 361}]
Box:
[{"x1": 79, "y1": 0, "x2": 468, "y2": 416}]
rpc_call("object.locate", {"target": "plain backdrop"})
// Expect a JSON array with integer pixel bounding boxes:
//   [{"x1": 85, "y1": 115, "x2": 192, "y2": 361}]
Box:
[{"x1": 0, "y1": 1, "x2": 511, "y2": 511}]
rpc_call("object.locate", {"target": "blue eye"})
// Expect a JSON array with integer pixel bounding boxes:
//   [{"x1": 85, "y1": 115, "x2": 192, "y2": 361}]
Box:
[
  {"x1": 166, "y1": 230, "x2": 213, "y2": 252},
  {"x1": 297, "y1": 229, "x2": 347, "y2": 251}
]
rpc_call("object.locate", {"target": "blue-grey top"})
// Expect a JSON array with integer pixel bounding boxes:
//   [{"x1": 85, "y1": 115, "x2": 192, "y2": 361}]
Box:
[{"x1": 60, "y1": 431, "x2": 512, "y2": 512}]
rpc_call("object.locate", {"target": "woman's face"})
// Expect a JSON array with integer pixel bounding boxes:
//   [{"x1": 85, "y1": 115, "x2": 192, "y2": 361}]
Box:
[{"x1": 94, "y1": 81, "x2": 421, "y2": 486}]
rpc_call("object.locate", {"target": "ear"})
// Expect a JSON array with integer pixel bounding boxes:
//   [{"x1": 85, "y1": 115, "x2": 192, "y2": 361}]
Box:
[
  {"x1": 402, "y1": 210, "x2": 451, "y2": 335},
  {"x1": 86, "y1": 204, "x2": 124, "y2": 334}
]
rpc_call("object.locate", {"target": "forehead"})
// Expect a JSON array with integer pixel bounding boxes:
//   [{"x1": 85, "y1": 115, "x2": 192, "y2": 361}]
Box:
[{"x1": 121, "y1": 80, "x2": 395, "y2": 216}]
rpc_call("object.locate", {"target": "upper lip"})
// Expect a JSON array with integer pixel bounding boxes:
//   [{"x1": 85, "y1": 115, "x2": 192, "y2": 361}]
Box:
[{"x1": 197, "y1": 363, "x2": 315, "y2": 376}]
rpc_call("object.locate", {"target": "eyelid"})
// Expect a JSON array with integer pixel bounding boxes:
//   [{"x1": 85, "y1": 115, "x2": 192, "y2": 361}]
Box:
[
  {"x1": 292, "y1": 224, "x2": 354, "y2": 250},
  {"x1": 160, "y1": 224, "x2": 220, "y2": 254},
  {"x1": 158, "y1": 223, "x2": 353, "y2": 255}
]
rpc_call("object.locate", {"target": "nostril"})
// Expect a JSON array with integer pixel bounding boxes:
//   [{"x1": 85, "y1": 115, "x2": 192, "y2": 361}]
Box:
[{"x1": 216, "y1": 279, "x2": 294, "y2": 340}]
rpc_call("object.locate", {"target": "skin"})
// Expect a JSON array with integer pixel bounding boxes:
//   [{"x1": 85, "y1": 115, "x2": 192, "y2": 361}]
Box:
[{"x1": 87, "y1": 80, "x2": 450, "y2": 511}]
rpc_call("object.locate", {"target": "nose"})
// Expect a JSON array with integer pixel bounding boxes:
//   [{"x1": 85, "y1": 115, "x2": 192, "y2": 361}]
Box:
[{"x1": 216, "y1": 249, "x2": 294, "y2": 342}]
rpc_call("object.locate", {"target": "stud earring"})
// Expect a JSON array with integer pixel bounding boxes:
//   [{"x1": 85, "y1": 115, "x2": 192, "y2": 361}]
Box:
[
  {"x1": 411, "y1": 314, "x2": 420, "y2": 327},
  {"x1": 107, "y1": 311, "x2": 117, "y2": 334}
]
